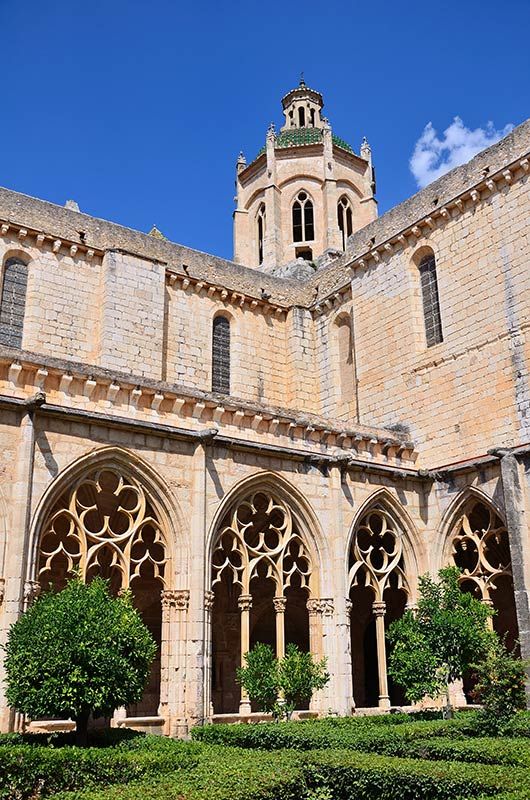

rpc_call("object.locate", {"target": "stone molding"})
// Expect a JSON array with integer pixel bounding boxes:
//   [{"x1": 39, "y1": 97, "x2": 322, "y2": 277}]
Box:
[
  {"x1": 306, "y1": 598, "x2": 334, "y2": 617},
  {"x1": 161, "y1": 589, "x2": 190, "y2": 611}
]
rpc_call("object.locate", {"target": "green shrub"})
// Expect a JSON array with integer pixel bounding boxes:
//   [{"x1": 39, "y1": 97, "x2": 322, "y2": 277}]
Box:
[{"x1": 471, "y1": 638, "x2": 528, "y2": 734}]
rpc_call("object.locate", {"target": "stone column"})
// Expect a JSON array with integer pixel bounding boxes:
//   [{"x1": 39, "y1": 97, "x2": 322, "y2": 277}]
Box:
[
  {"x1": 306, "y1": 598, "x2": 324, "y2": 659},
  {"x1": 159, "y1": 589, "x2": 190, "y2": 737},
  {"x1": 372, "y1": 601, "x2": 390, "y2": 709},
  {"x1": 203, "y1": 591, "x2": 215, "y2": 721},
  {"x1": 345, "y1": 598, "x2": 354, "y2": 711},
  {"x1": 238, "y1": 593, "x2": 252, "y2": 716},
  {"x1": 273, "y1": 596, "x2": 287, "y2": 660}
]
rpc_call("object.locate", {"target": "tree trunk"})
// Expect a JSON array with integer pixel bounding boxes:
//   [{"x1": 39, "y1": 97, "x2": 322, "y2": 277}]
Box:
[
  {"x1": 443, "y1": 673, "x2": 454, "y2": 720},
  {"x1": 75, "y1": 710, "x2": 90, "y2": 747}
]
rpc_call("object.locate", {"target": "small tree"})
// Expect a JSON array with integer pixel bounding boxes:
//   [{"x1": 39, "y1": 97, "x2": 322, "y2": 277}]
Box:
[
  {"x1": 4, "y1": 576, "x2": 157, "y2": 745},
  {"x1": 237, "y1": 643, "x2": 329, "y2": 720},
  {"x1": 236, "y1": 643, "x2": 279, "y2": 714},
  {"x1": 387, "y1": 566, "x2": 494, "y2": 715},
  {"x1": 471, "y1": 636, "x2": 528, "y2": 734},
  {"x1": 279, "y1": 643, "x2": 329, "y2": 718}
]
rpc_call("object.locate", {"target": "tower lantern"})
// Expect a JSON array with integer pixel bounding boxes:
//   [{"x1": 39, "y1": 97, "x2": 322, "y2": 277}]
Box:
[{"x1": 233, "y1": 78, "x2": 377, "y2": 272}]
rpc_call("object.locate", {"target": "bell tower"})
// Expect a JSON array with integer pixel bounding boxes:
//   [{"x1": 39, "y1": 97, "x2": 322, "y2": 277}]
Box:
[{"x1": 233, "y1": 78, "x2": 377, "y2": 272}]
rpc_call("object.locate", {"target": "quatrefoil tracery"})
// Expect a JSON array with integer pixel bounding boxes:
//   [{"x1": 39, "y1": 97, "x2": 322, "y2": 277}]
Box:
[
  {"x1": 212, "y1": 492, "x2": 312, "y2": 596},
  {"x1": 38, "y1": 468, "x2": 168, "y2": 589},
  {"x1": 451, "y1": 501, "x2": 512, "y2": 601},
  {"x1": 348, "y1": 507, "x2": 408, "y2": 601}
]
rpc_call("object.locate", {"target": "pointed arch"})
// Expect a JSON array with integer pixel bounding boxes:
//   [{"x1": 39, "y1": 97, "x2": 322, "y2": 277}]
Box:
[
  {"x1": 28, "y1": 445, "x2": 187, "y2": 587},
  {"x1": 346, "y1": 488, "x2": 423, "y2": 601},
  {"x1": 207, "y1": 470, "x2": 328, "y2": 594},
  {"x1": 436, "y1": 486, "x2": 505, "y2": 571}
]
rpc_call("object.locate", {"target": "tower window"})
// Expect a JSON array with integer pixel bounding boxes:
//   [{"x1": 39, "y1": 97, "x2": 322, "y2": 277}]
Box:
[
  {"x1": 212, "y1": 315, "x2": 230, "y2": 394},
  {"x1": 337, "y1": 196, "x2": 353, "y2": 250},
  {"x1": 257, "y1": 203, "x2": 266, "y2": 265},
  {"x1": 310, "y1": 108, "x2": 316, "y2": 126},
  {"x1": 298, "y1": 106, "x2": 305, "y2": 127},
  {"x1": 419, "y1": 253, "x2": 443, "y2": 347},
  {"x1": 292, "y1": 191, "x2": 314, "y2": 243},
  {"x1": 0, "y1": 256, "x2": 29, "y2": 348}
]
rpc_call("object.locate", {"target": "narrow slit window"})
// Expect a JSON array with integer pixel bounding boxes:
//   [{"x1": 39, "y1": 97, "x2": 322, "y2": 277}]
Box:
[
  {"x1": 298, "y1": 106, "x2": 305, "y2": 127},
  {"x1": 212, "y1": 316, "x2": 230, "y2": 394},
  {"x1": 257, "y1": 203, "x2": 266, "y2": 265},
  {"x1": 0, "y1": 257, "x2": 29, "y2": 348},
  {"x1": 419, "y1": 253, "x2": 443, "y2": 347}
]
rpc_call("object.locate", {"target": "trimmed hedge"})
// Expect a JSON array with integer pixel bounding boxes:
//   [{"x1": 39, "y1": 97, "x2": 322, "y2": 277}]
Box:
[
  {"x1": 50, "y1": 745, "x2": 530, "y2": 800},
  {"x1": 0, "y1": 739, "x2": 200, "y2": 800}
]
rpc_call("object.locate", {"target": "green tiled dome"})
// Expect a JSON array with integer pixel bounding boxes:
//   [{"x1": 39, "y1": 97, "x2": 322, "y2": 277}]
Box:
[{"x1": 255, "y1": 127, "x2": 353, "y2": 160}]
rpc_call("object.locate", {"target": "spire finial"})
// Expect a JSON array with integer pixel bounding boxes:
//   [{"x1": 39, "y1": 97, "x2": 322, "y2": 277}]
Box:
[{"x1": 299, "y1": 71, "x2": 306, "y2": 87}]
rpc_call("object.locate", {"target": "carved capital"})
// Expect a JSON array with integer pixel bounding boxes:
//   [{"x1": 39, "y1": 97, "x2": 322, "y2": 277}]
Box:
[
  {"x1": 372, "y1": 601, "x2": 386, "y2": 617},
  {"x1": 345, "y1": 598, "x2": 352, "y2": 615},
  {"x1": 24, "y1": 580, "x2": 41, "y2": 605},
  {"x1": 161, "y1": 589, "x2": 190, "y2": 610},
  {"x1": 238, "y1": 593, "x2": 253, "y2": 612},
  {"x1": 306, "y1": 598, "x2": 334, "y2": 617},
  {"x1": 204, "y1": 590, "x2": 215, "y2": 612},
  {"x1": 273, "y1": 596, "x2": 287, "y2": 614}
]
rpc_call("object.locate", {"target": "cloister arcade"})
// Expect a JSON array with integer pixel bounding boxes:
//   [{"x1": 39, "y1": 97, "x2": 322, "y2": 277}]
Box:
[{"x1": 25, "y1": 452, "x2": 520, "y2": 727}]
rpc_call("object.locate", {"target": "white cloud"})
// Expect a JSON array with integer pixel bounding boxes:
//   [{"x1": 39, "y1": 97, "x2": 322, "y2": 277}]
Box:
[{"x1": 410, "y1": 117, "x2": 513, "y2": 188}]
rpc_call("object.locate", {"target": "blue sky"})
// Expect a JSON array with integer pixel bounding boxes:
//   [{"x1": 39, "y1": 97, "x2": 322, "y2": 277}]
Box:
[{"x1": 0, "y1": 0, "x2": 528, "y2": 261}]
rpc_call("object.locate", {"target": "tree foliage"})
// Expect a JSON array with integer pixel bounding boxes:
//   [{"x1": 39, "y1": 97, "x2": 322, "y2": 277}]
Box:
[
  {"x1": 237, "y1": 643, "x2": 329, "y2": 720},
  {"x1": 387, "y1": 566, "x2": 494, "y2": 710},
  {"x1": 4, "y1": 577, "x2": 156, "y2": 744},
  {"x1": 471, "y1": 636, "x2": 528, "y2": 733}
]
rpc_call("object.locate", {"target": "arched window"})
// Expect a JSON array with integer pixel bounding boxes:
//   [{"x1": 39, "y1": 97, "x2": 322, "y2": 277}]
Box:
[
  {"x1": 298, "y1": 106, "x2": 305, "y2": 127},
  {"x1": 292, "y1": 191, "x2": 314, "y2": 243},
  {"x1": 257, "y1": 203, "x2": 266, "y2": 265},
  {"x1": 337, "y1": 196, "x2": 353, "y2": 250},
  {"x1": 212, "y1": 315, "x2": 230, "y2": 394},
  {"x1": 0, "y1": 256, "x2": 29, "y2": 348},
  {"x1": 336, "y1": 313, "x2": 354, "y2": 400},
  {"x1": 418, "y1": 252, "x2": 443, "y2": 347}
]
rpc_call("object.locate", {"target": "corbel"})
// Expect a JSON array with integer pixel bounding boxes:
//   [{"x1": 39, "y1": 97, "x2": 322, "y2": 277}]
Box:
[
  {"x1": 69, "y1": 244, "x2": 78, "y2": 257},
  {"x1": 130, "y1": 386, "x2": 142, "y2": 409},
  {"x1": 212, "y1": 405, "x2": 225, "y2": 424},
  {"x1": 424, "y1": 217, "x2": 435, "y2": 230},
  {"x1": 397, "y1": 234, "x2": 408, "y2": 249},
  {"x1": 151, "y1": 392, "x2": 164, "y2": 413},
  {"x1": 357, "y1": 258, "x2": 366, "y2": 269},
  {"x1": 287, "y1": 421, "x2": 297, "y2": 437},
  {"x1": 36, "y1": 233, "x2": 45, "y2": 246},
  {"x1": 411, "y1": 226, "x2": 422, "y2": 238},
  {"x1": 274, "y1": 307, "x2": 284, "y2": 317},
  {"x1": 268, "y1": 418, "x2": 280, "y2": 434},
  {"x1": 83, "y1": 377, "x2": 97, "y2": 399},
  {"x1": 195, "y1": 281, "x2": 205, "y2": 292},
  {"x1": 381, "y1": 440, "x2": 395, "y2": 457},
  {"x1": 250, "y1": 300, "x2": 259, "y2": 309},
  {"x1": 207, "y1": 286, "x2": 216, "y2": 298},
  {"x1": 171, "y1": 397, "x2": 186, "y2": 415},
  {"x1": 336, "y1": 431, "x2": 348, "y2": 448},
  {"x1": 313, "y1": 304, "x2": 322, "y2": 316},
  {"x1": 18, "y1": 228, "x2": 27, "y2": 240},
  {"x1": 107, "y1": 382, "x2": 120, "y2": 403},
  {"x1": 324, "y1": 298, "x2": 333, "y2": 310},
  {"x1": 233, "y1": 409, "x2": 246, "y2": 426},
  {"x1": 52, "y1": 239, "x2": 62, "y2": 253},
  {"x1": 503, "y1": 169, "x2": 512, "y2": 183},
  {"x1": 86, "y1": 249, "x2": 95, "y2": 260},
  {"x1": 520, "y1": 158, "x2": 529, "y2": 172},
  {"x1": 8, "y1": 362, "x2": 23, "y2": 387},
  {"x1": 454, "y1": 199, "x2": 464, "y2": 213},
  {"x1": 59, "y1": 373, "x2": 73, "y2": 395},
  {"x1": 220, "y1": 289, "x2": 228, "y2": 300},
  {"x1": 384, "y1": 242, "x2": 393, "y2": 254},
  {"x1": 370, "y1": 250, "x2": 381, "y2": 263},
  {"x1": 251, "y1": 413, "x2": 263, "y2": 431},
  {"x1": 167, "y1": 274, "x2": 177, "y2": 286},
  {"x1": 35, "y1": 368, "x2": 48, "y2": 390},
  {"x1": 191, "y1": 401, "x2": 206, "y2": 420},
  {"x1": 470, "y1": 189, "x2": 480, "y2": 204},
  {"x1": 182, "y1": 278, "x2": 190, "y2": 290},
  {"x1": 0, "y1": 223, "x2": 9, "y2": 236},
  {"x1": 486, "y1": 179, "x2": 496, "y2": 193},
  {"x1": 320, "y1": 429, "x2": 332, "y2": 446},
  {"x1": 439, "y1": 207, "x2": 450, "y2": 221},
  {"x1": 303, "y1": 424, "x2": 315, "y2": 440}
]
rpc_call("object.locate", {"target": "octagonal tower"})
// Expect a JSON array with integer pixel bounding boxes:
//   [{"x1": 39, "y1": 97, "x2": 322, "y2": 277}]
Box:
[{"x1": 233, "y1": 78, "x2": 377, "y2": 271}]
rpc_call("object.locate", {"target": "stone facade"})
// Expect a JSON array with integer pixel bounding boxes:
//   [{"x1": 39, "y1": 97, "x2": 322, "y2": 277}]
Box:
[{"x1": 0, "y1": 83, "x2": 529, "y2": 735}]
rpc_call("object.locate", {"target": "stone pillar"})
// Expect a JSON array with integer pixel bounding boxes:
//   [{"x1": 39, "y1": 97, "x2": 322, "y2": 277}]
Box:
[
  {"x1": 372, "y1": 601, "x2": 390, "y2": 709},
  {"x1": 238, "y1": 593, "x2": 252, "y2": 716},
  {"x1": 0, "y1": 406, "x2": 38, "y2": 733},
  {"x1": 345, "y1": 598, "x2": 354, "y2": 712},
  {"x1": 307, "y1": 598, "x2": 324, "y2": 659},
  {"x1": 306, "y1": 598, "x2": 335, "y2": 712},
  {"x1": 497, "y1": 451, "x2": 530, "y2": 703},
  {"x1": 322, "y1": 121, "x2": 341, "y2": 251},
  {"x1": 273, "y1": 596, "x2": 286, "y2": 660},
  {"x1": 159, "y1": 589, "x2": 190, "y2": 736},
  {"x1": 203, "y1": 591, "x2": 215, "y2": 721}
]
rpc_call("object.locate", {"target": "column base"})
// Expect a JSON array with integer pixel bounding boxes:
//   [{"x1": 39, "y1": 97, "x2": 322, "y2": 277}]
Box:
[
  {"x1": 378, "y1": 696, "x2": 391, "y2": 709},
  {"x1": 239, "y1": 699, "x2": 252, "y2": 716}
]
